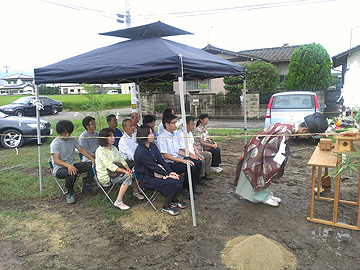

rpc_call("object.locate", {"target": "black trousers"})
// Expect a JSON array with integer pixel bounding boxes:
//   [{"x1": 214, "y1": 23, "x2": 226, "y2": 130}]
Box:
[
  {"x1": 208, "y1": 147, "x2": 221, "y2": 167},
  {"x1": 169, "y1": 158, "x2": 202, "y2": 189},
  {"x1": 55, "y1": 162, "x2": 94, "y2": 190},
  {"x1": 163, "y1": 186, "x2": 181, "y2": 207}
]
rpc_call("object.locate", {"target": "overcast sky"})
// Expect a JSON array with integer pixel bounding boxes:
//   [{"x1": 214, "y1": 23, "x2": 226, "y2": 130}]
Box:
[{"x1": 0, "y1": 0, "x2": 359, "y2": 77}]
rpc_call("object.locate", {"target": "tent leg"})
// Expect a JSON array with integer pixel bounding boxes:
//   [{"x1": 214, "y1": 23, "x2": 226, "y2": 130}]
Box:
[{"x1": 35, "y1": 84, "x2": 43, "y2": 193}]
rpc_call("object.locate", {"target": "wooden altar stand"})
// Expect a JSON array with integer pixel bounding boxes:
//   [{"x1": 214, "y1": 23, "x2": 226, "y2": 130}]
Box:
[{"x1": 307, "y1": 139, "x2": 360, "y2": 230}]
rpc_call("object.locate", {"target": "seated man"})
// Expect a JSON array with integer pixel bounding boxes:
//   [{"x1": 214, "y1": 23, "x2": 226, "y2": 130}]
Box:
[
  {"x1": 119, "y1": 119, "x2": 137, "y2": 169},
  {"x1": 78, "y1": 116, "x2": 99, "y2": 162},
  {"x1": 130, "y1": 112, "x2": 140, "y2": 131},
  {"x1": 50, "y1": 120, "x2": 97, "y2": 204},
  {"x1": 143, "y1": 114, "x2": 158, "y2": 143},
  {"x1": 118, "y1": 118, "x2": 144, "y2": 200},
  {"x1": 176, "y1": 116, "x2": 212, "y2": 184},
  {"x1": 106, "y1": 114, "x2": 123, "y2": 149},
  {"x1": 157, "y1": 114, "x2": 203, "y2": 199}
]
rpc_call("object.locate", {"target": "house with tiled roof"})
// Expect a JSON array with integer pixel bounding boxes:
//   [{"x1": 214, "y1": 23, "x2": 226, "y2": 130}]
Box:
[
  {"x1": 0, "y1": 73, "x2": 35, "y2": 95},
  {"x1": 203, "y1": 43, "x2": 307, "y2": 83},
  {"x1": 332, "y1": 44, "x2": 360, "y2": 87}
]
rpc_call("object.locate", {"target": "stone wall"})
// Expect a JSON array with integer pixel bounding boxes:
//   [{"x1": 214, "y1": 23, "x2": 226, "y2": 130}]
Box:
[
  {"x1": 241, "y1": 93, "x2": 260, "y2": 119},
  {"x1": 189, "y1": 93, "x2": 216, "y2": 117},
  {"x1": 141, "y1": 91, "x2": 261, "y2": 119},
  {"x1": 140, "y1": 92, "x2": 176, "y2": 115}
]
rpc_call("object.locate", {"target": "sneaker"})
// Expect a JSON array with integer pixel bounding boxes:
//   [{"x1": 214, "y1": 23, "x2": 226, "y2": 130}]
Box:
[
  {"x1": 133, "y1": 190, "x2": 145, "y2": 200},
  {"x1": 114, "y1": 200, "x2": 130, "y2": 210},
  {"x1": 216, "y1": 167, "x2": 223, "y2": 173},
  {"x1": 171, "y1": 200, "x2": 187, "y2": 209},
  {"x1": 270, "y1": 195, "x2": 282, "y2": 203},
  {"x1": 263, "y1": 197, "x2": 279, "y2": 207},
  {"x1": 64, "y1": 190, "x2": 75, "y2": 204},
  {"x1": 161, "y1": 206, "x2": 180, "y2": 216}
]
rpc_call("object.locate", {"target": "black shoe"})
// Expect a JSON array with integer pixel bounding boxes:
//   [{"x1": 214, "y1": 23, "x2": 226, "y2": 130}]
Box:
[
  {"x1": 193, "y1": 186, "x2": 203, "y2": 195},
  {"x1": 180, "y1": 188, "x2": 191, "y2": 199},
  {"x1": 83, "y1": 184, "x2": 99, "y2": 192},
  {"x1": 198, "y1": 179, "x2": 207, "y2": 186},
  {"x1": 64, "y1": 189, "x2": 75, "y2": 204},
  {"x1": 201, "y1": 174, "x2": 213, "y2": 180}
]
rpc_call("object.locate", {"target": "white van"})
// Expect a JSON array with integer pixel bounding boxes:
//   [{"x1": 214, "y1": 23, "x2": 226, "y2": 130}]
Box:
[
  {"x1": 106, "y1": 90, "x2": 119, "y2": 95},
  {"x1": 264, "y1": 91, "x2": 325, "y2": 128}
]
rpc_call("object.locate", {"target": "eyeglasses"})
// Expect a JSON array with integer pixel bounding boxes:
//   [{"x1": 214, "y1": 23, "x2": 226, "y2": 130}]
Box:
[{"x1": 170, "y1": 121, "x2": 177, "y2": 125}]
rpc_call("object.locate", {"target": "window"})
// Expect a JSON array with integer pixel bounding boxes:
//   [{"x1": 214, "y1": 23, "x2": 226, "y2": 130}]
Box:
[
  {"x1": 70, "y1": 89, "x2": 74, "y2": 93},
  {"x1": 186, "y1": 79, "x2": 211, "y2": 92},
  {"x1": 280, "y1": 75, "x2": 285, "y2": 83}
]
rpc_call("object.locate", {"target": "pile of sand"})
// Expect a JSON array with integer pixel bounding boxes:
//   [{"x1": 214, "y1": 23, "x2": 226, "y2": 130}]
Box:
[{"x1": 221, "y1": 234, "x2": 296, "y2": 270}]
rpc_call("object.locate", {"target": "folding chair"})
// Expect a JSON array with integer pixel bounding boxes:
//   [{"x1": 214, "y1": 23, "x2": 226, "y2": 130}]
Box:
[
  {"x1": 133, "y1": 171, "x2": 160, "y2": 211},
  {"x1": 48, "y1": 157, "x2": 82, "y2": 195},
  {"x1": 92, "y1": 163, "x2": 118, "y2": 204}
]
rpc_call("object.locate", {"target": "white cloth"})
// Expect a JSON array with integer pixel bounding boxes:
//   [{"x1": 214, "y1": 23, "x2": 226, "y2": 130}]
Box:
[
  {"x1": 175, "y1": 128, "x2": 195, "y2": 154},
  {"x1": 157, "y1": 122, "x2": 165, "y2": 135},
  {"x1": 118, "y1": 132, "x2": 137, "y2": 160},
  {"x1": 157, "y1": 129, "x2": 182, "y2": 162},
  {"x1": 273, "y1": 135, "x2": 286, "y2": 165}
]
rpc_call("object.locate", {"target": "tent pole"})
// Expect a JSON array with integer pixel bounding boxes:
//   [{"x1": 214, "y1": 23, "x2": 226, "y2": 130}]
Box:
[
  {"x1": 178, "y1": 54, "x2": 196, "y2": 227},
  {"x1": 136, "y1": 80, "x2": 143, "y2": 123},
  {"x1": 35, "y1": 84, "x2": 43, "y2": 193},
  {"x1": 243, "y1": 79, "x2": 247, "y2": 145}
]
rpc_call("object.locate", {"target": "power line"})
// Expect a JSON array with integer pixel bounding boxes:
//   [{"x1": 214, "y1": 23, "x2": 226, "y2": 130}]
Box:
[{"x1": 136, "y1": 0, "x2": 335, "y2": 19}]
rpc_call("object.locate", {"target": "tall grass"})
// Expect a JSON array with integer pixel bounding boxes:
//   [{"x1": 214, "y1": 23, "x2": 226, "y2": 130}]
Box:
[{"x1": 0, "y1": 94, "x2": 131, "y2": 110}]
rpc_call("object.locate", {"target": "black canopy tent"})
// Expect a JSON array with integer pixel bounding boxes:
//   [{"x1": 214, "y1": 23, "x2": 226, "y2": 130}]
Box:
[{"x1": 34, "y1": 21, "x2": 245, "y2": 226}]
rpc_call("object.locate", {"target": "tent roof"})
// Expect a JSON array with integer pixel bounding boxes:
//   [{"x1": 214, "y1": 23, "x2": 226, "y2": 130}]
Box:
[
  {"x1": 99, "y1": 21, "x2": 193, "y2": 39},
  {"x1": 34, "y1": 37, "x2": 245, "y2": 85}
]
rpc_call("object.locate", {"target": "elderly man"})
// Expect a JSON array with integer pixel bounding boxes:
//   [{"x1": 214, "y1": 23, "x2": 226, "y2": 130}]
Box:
[
  {"x1": 131, "y1": 112, "x2": 140, "y2": 131},
  {"x1": 234, "y1": 112, "x2": 328, "y2": 207},
  {"x1": 118, "y1": 118, "x2": 144, "y2": 200},
  {"x1": 118, "y1": 118, "x2": 137, "y2": 169}
]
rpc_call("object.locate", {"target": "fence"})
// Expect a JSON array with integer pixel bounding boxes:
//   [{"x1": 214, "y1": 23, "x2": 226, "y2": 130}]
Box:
[{"x1": 215, "y1": 93, "x2": 241, "y2": 106}]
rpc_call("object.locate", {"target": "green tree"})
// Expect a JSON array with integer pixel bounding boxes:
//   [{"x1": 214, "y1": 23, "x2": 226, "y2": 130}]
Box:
[
  {"x1": 38, "y1": 86, "x2": 59, "y2": 95},
  {"x1": 285, "y1": 43, "x2": 332, "y2": 91},
  {"x1": 223, "y1": 76, "x2": 243, "y2": 94},
  {"x1": 245, "y1": 60, "x2": 280, "y2": 103},
  {"x1": 140, "y1": 82, "x2": 173, "y2": 93},
  {"x1": 81, "y1": 84, "x2": 108, "y2": 129}
]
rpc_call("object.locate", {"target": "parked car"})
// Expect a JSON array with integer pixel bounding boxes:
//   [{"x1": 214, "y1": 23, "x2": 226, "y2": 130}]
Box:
[
  {"x1": 106, "y1": 90, "x2": 119, "y2": 95},
  {"x1": 0, "y1": 112, "x2": 53, "y2": 148},
  {"x1": 0, "y1": 96, "x2": 63, "y2": 117},
  {"x1": 264, "y1": 91, "x2": 326, "y2": 128}
]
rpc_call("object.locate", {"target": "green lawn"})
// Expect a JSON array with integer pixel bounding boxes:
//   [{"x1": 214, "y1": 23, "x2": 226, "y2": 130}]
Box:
[{"x1": 0, "y1": 94, "x2": 131, "y2": 110}]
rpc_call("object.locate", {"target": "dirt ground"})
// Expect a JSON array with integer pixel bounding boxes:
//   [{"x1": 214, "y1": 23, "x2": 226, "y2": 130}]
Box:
[{"x1": 1, "y1": 138, "x2": 359, "y2": 269}]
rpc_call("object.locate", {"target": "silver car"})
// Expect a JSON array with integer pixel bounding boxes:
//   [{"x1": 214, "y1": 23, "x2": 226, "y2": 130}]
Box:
[{"x1": 264, "y1": 91, "x2": 325, "y2": 128}]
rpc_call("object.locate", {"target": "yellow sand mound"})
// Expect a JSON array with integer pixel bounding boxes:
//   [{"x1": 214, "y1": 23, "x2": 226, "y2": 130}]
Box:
[{"x1": 221, "y1": 234, "x2": 296, "y2": 270}]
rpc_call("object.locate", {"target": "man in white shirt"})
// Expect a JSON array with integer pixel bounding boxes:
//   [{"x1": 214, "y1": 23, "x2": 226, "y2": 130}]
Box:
[
  {"x1": 157, "y1": 114, "x2": 203, "y2": 199},
  {"x1": 176, "y1": 116, "x2": 212, "y2": 185},
  {"x1": 119, "y1": 118, "x2": 138, "y2": 169}
]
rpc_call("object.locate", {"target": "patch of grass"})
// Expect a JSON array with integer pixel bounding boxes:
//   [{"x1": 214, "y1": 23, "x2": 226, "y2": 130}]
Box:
[
  {"x1": 0, "y1": 94, "x2": 131, "y2": 111},
  {"x1": 209, "y1": 128, "x2": 262, "y2": 141},
  {"x1": 0, "y1": 210, "x2": 40, "y2": 240}
]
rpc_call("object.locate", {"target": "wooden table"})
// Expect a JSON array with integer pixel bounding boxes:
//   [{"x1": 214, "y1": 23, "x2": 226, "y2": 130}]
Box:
[{"x1": 307, "y1": 146, "x2": 360, "y2": 230}]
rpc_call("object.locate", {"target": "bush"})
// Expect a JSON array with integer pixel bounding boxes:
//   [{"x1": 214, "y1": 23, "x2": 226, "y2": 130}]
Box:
[{"x1": 156, "y1": 103, "x2": 167, "y2": 113}]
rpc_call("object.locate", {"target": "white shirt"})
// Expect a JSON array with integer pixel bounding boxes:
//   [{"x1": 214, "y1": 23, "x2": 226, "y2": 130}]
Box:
[
  {"x1": 175, "y1": 128, "x2": 195, "y2": 154},
  {"x1": 118, "y1": 132, "x2": 137, "y2": 160},
  {"x1": 157, "y1": 129, "x2": 182, "y2": 162}
]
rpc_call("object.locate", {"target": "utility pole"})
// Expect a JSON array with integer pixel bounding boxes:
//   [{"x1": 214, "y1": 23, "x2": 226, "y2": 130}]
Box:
[
  {"x1": 125, "y1": 0, "x2": 131, "y2": 28},
  {"x1": 116, "y1": 0, "x2": 131, "y2": 28},
  {"x1": 349, "y1": 26, "x2": 359, "y2": 56},
  {"x1": 4, "y1": 66, "x2": 10, "y2": 76}
]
